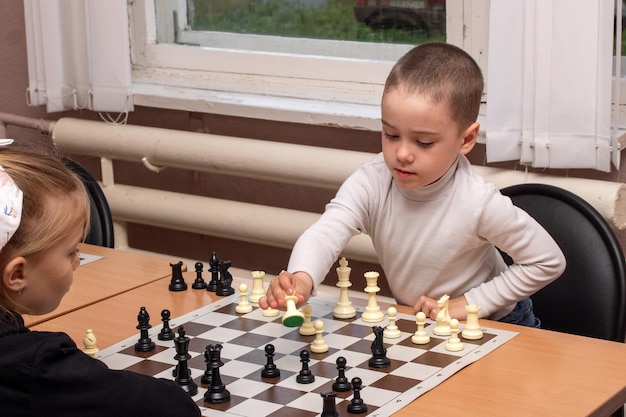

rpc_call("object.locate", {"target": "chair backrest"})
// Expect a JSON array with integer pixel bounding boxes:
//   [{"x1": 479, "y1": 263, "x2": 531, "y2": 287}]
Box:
[
  {"x1": 500, "y1": 183, "x2": 626, "y2": 342},
  {"x1": 63, "y1": 158, "x2": 114, "y2": 248}
]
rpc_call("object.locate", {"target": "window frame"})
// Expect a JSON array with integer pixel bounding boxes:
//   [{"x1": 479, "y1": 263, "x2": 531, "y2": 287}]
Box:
[{"x1": 128, "y1": 0, "x2": 477, "y2": 131}]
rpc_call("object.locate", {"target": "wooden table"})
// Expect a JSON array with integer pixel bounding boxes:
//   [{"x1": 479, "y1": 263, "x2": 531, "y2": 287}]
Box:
[
  {"x1": 31, "y1": 271, "x2": 626, "y2": 417},
  {"x1": 24, "y1": 244, "x2": 176, "y2": 327}
]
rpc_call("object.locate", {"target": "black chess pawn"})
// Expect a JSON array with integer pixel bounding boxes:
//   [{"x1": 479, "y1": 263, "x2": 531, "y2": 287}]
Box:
[
  {"x1": 168, "y1": 261, "x2": 187, "y2": 292},
  {"x1": 296, "y1": 350, "x2": 315, "y2": 384},
  {"x1": 174, "y1": 326, "x2": 198, "y2": 396},
  {"x1": 206, "y1": 252, "x2": 219, "y2": 292},
  {"x1": 332, "y1": 356, "x2": 351, "y2": 392},
  {"x1": 216, "y1": 259, "x2": 235, "y2": 296},
  {"x1": 321, "y1": 392, "x2": 339, "y2": 417},
  {"x1": 204, "y1": 343, "x2": 230, "y2": 404},
  {"x1": 191, "y1": 261, "x2": 207, "y2": 290},
  {"x1": 261, "y1": 344, "x2": 280, "y2": 379},
  {"x1": 157, "y1": 309, "x2": 175, "y2": 341},
  {"x1": 134, "y1": 306, "x2": 155, "y2": 352},
  {"x1": 347, "y1": 377, "x2": 367, "y2": 414},
  {"x1": 368, "y1": 326, "x2": 390, "y2": 368}
]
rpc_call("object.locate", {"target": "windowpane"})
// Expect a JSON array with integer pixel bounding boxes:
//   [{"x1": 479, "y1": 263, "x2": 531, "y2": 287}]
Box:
[{"x1": 184, "y1": 0, "x2": 445, "y2": 50}]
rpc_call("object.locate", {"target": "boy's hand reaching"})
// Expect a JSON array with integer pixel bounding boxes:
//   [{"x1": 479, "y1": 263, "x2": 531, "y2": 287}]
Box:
[
  {"x1": 259, "y1": 271, "x2": 313, "y2": 310},
  {"x1": 413, "y1": 295, "x2": 469, "y2": 321}
]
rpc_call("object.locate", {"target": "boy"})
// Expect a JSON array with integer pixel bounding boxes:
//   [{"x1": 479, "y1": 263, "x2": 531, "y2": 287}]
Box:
[{"x1": 260, "y1": 43, "x2": 565, "y2": 326}]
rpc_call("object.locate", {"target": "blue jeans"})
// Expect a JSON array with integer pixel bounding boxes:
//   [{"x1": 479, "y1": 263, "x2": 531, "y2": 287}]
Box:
[{"x1": 498, "y1": 297, "x2": 541, "y2": 328}]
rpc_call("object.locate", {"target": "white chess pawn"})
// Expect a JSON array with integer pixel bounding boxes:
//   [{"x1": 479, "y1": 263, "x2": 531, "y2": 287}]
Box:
[
  {"x1": 299, "y1": 304, "x2": 316, "y2": 336},
  {"x1": 411, "y1": 312, "x2": 430, "y2": 345},
  {"x1": 383, "y1": 306, "x2": 402, "y2": 339},
  {"x1": 445, "y1": 318, "x2": 464, "y2": 352},
  {"x1": 83, "y1": 328, "x2": 99, "y2": 357},
  {"x1": 462, "y1": 304, "x2": 484, "y2": 340},
  {"x1": 235, "y1": 283, "x2": 253, "y2": 314},
  {"x1": 310, "y1": 319, "x2": 329, "y2": 353}
]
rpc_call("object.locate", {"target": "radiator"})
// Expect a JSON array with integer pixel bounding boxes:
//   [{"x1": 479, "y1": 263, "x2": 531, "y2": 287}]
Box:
[{"x1": 50, "y1": 117, "x2": 626, "y2": 264}]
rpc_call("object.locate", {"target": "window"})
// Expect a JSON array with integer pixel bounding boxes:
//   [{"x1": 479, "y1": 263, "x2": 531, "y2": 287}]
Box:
[{"x1": 130, "y1": 0, "x2": 468, "y2": 130}]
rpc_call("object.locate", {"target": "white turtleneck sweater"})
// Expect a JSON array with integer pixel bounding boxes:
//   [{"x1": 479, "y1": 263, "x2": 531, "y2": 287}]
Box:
[{"x1": 287, "y1": 153, "x2": 565, "y2": 320}]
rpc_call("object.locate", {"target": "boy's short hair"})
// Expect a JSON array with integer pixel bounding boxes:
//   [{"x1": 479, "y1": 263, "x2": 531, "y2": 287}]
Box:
[{"x1": 383, "y1": 42, "x2": 484, "y2": 132}]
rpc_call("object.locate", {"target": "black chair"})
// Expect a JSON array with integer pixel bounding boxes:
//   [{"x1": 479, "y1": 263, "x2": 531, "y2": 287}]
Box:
[
  {"x1": 63, "y1": 158, "x2": 114, "y2": 248},
  {"x1": 499, "y1": 183, "x2": 626, "y2": 342}
]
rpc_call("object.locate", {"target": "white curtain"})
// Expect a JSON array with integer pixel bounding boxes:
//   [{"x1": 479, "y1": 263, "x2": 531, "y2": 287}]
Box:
[
  {"x1": 23, "y1": 0, "x2": 132, "y2": 114},
  {"x1": 486, "y1": 0, "x2": 616, "y2": 172}
]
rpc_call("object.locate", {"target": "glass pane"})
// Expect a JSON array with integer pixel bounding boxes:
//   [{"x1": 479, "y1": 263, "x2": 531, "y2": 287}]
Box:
[{"x1": 188, "y1": 0, "x2": 446, "y2": 46}]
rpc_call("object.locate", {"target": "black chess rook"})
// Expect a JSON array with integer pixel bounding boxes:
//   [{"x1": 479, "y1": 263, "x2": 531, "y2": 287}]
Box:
[
  {"x1": 168, "y1": 261, "x2": 187, "y2": 292},
  {"x1": 321, "y1": 392, "x2": 339, "y2": 417}
]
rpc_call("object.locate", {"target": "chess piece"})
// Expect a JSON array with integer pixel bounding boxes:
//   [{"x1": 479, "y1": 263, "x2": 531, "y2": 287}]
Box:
[
  {"x1": 201, "y1": 346, "x2": 212, "y2": 384},
  {"x1": 135, "y1": 306, "x2": 155, "y2": 352},
  {"x1": 333, "y1": 257, "x2": 356, "y2": 319},
  {"x1": 332, "y1": 356, "x2": 351, "y2": 392},
  {"x1": 235, "y1": 283, "x2": 253, "y2": 314},
  {"x1": 310, "y1": 319, "x2": 329, "y2": 353},
  {"x1": 445, "y1": 318, "x2": 464, "y2": 352},
  {"x1": 432, "y1": 294, "x2": 452, "y2": 336},
  {"x1": 320, "y1": 392, "x2": 339, "y2": 417},
  {"x1": 249, "y1": 270, "x2": 266, "y2": 304},
  {"x1": 261, "y1": 344, "x2": 280, "y2": 379},
  {"x1": 411, "y1": 311, "x2": 430, "y2": 345},
  {"x1": 361, "y1": 271, "x2": 384, "y2": 323},
  {"x1": 445, "y1": 319, "x2": 463, "y2": 352},
  {"x1": 462, "y1": 304, "x2": 484, "y2": 340},
  {"x1": 383, "y1": 306, "x2": 402, "y2": 339},
  {"x1": 168, "y1": 261, "x2": 187, "y2": 292},
  {"x1": 299, "y1": 304, "x2": 316, "y2": 336},
  {"x1": 204, "y1": 343, "x2": 230, "y2": 404},
  {"x1": 174, "y1": 326, "x2": 198, "y2": 395},
  {"x1": 282, "y1": 294, "x2": 305, "y2": 327},
  {"x1": 296, "y1": 350, "x2": 315, "y2": 384},
  {"x1": 368, "y1": 326, "x2": 390, "y2": 368},
  {"x1": 206, "y1": 252, "x2": 219, "y2": 292},
  {"x1": 262, "y1": 305, "x2": 280, "y2": 317},
  {"x1": 158, "y1": 309, "x2": 175, "y2": 341},
  {"x1": 347, "y1": 377, "x2": 368, "y2": 414},
  {"x1": 82, "y1": 329, "x2": 99, "y2": 357},
  {"x1": 191, "y1": 261, "x2": 207, "y2": 289},
  {"x1": 216, "y1": 259, "x2": 235, "y2": 296}
]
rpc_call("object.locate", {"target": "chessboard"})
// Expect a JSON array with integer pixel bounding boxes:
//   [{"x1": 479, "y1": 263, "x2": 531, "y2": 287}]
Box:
[{"x1": 95, "y1": 293, "x2": 518, "y2": 417}]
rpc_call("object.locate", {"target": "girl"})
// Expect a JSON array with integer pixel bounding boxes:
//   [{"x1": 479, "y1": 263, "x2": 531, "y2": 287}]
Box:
[{"x1": 0, "y1": 144, "x2": 200, "y2": 417}]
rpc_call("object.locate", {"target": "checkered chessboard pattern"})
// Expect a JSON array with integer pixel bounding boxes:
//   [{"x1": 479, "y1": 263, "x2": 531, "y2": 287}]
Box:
[{"x1": 96, "y1": 295, "x2": 517, "y2": 417}]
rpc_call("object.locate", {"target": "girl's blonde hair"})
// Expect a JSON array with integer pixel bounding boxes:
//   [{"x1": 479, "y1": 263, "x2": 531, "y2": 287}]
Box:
[{"x1": 0, "y1": 145, "x2": 90, "y2": 309}]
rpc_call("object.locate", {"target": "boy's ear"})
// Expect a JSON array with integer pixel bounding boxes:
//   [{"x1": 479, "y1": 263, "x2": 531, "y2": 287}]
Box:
[
  {"x1": 2, "y1": 257, "x2": 27, "y2": 293},
  {"x1": 459, "y1": 122, "x2": 480, "y2": 155}
]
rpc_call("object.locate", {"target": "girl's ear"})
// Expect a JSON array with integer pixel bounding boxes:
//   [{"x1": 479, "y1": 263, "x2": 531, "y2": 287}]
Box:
[
  {"x1": 459, "y1": 122, "x2": 480, "y2": 155},
  {"x1": 2, "y1": 257, "x2": 27, "y2": 294}
]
